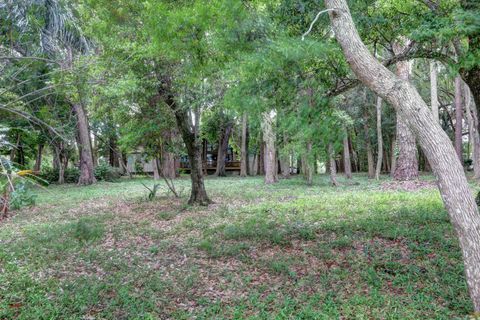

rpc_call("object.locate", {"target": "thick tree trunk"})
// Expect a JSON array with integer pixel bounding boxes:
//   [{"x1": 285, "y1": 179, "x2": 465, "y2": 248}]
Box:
[
  {"x1": 455, "y1": 76, "x2": 464, "y2": 163},
  {"x1": 162, "y1": 151, "x2": 176, "y2": 180},
  {"x1": 328, "y1": 143, "x2": 339, "y2": 186},
  {"x1": 34, "y1": 144, "x2": 44, "y2": 172},
  {"x1": 390, "y1": 136, "x2": 396, "y2": 176},
  {"x1": 343, "y1": 135, "x2": 352, "y2": 179},
  {"x1": 325, "y1": 0, "x2": 480, "y2": 309},
  {"x1": 375, "y1": 97, "x2": 383, "y2": 180},
  {"x1": 240, "y1": 113, "x2": 249, "y2": 177},
  {"x1": 392, "y1": 42, "x2": 418, "y2": 181},
  {"x1": 152, "y1": 157, "x2": 161, "y2": 180},
  {"x1": 430, "y1": 61, "x2": 439, "y2": 123},
  {"x1": 73, "y1": 103, "x2": 96, "y2": 186},
  {"x1": 262, "y1": 111, "x2": 278, "y2": 184},
  {"x1": 215, "y1": 122, "x2": 233, "y2": 177}
]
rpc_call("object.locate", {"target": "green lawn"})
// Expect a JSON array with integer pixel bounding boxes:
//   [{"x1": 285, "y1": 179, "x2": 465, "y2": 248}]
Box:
[{"x1": 0, "y1": 174, "x2": 476, "y2": 319}]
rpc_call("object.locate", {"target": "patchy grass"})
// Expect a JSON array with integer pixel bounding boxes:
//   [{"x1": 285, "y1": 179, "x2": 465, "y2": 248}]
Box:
[{"x1": 0, "y1": 174, "x2": 476, "y2": 319}]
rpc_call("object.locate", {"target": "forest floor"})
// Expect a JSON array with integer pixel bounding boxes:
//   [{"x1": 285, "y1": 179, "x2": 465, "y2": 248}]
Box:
[{"x1": 0, "y1": 174, "x2": 477, "y2": 319}]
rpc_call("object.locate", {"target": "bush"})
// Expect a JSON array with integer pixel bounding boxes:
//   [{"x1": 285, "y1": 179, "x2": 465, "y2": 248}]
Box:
[
  {"x1": 10, "y1": 181, "x2": 36, "y2": 210},
  {"x1": 94, "y1": 162, "x2": 120, "y2": 182},
  {"x1": 38, "y1": 167, "x2": 80, "y2": 184}
]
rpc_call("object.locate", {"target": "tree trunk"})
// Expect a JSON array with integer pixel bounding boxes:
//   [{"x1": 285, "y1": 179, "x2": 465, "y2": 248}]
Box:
[
  {"x1": 258, "y1": 141, "x2": 265, "y2": 175},
  {"x1": 430, "y1": 61, "x2": 439, "y2": 123},
  {"x1": 363, "y1": 107, "x2": 374, "y2": 179},
  {"x1": 305, "y1": 142, "x2": 314, "y2": 185},
  {"x1": 392, "y1": 42, "x2": 418, "y2": 181},
  {"x1": 343, "y1": 135, "x2": 352, "y2": 179},
  {"x1": 279, "y1": 134, "x2": 291, "y2": 178},
  {"x1": 262, "y1": 111, "x2": 278, "y2": 184},
  {"x1": 215, "y1": 122, "x2": 233, "y2": 177},
  {"x1": 390, "y1": 136, "x2": 396, "y2": 176},
  {"x1": 152, "y1": 157, "x2": 161, "y2": 180},
  {"x1": 328, "y1": 143, "x2": 339, "y2": 186},
  {"x1": 455, "y1": 76, "x2": 464, "y2": 163},
  {"x1": 465, "y1": 85, "x2": 480, "y2": 180},
  {"x1": 109, "y1": 135, "x2": 119, "y2": 167},
  {"x1": 73, "y1": 103, "x2": 96, "y2": 185},
  {"x1": 240, "y1": 113, "x2": 248, "y2": 177},
  {"x1": 325, "y1": 0, "x2": 480, "y2": 309},
  {"x1": 375, "y1": 97, "x2": 383, "y2": 180},
  {"x1": 159, "y1": 77, "x2": 210, "y2": 205},
  {"x1": 34, "y1": 144, "x2": 44, "y2": 172},
  {"x1": 162, "y1": 150, "x2": 176, "y2": 180}
]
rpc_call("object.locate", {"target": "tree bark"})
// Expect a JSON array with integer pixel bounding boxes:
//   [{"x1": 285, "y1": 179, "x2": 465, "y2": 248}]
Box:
[
  {"x1": 343, "y1": 135, "x2": 352, "y2": 179},
  {"x1": 392, "y1": 42, "x2": 418, "y2": 181},
  {"x1": 363, "y1": 106, "x2": 375, "y2": 179},
  {"x1": 325, "y1": 0, "x2": 480, "y2": 309},
  {"x1": 152, "y1": 157, "x2": 161, "y2": 180},
  {"x1": 328, "y1": 143, "x2": 339, "y2": 186},
  {"x1": 305, "y1": 142, "x2": 314, "y2": 185},
  {"x1": 73, "y1": 103, "x2": 96, "y2": 185},
  {"x1": 430, "y1": 61, "x2": 439, "y2": 123},
  {"x1": 390, "y1": 136, "x2": 396, "y2": 176},
  {"x1": 34, "y1": 144, "x2": 44, "y2": 172},
  {"x1": 215, "y1": 121, "x2": 233, "y2": 177},
  {"x1": 375, "y1": 97, "x2": 383, "y2": 180},
  {"x1": 262, "y1": 111, "x2": 278, "y2": 184},
  {"x1": 455, "y1": 76, "x2": 464, "y2": 163},
  {"x1": 240, "y1": 113, "x2": 249, "y2": 177}
]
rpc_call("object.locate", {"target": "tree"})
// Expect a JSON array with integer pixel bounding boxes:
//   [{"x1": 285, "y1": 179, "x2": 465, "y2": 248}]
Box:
[
  {"x1": 324, "y1": 0, "x2": 480, "y2": 309},
  {"x1": 392, "y1": 41, "x2": 418, "y2": 181},
  {"x1": 240, "y1": 113, "x2": 249, "y2": 177},
  {"x1": 375, "y1": 96, "x2": 383, "y2": 180}
]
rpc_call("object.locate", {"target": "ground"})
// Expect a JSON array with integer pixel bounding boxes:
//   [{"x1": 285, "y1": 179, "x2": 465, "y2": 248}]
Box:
[{"x1": 0, "y1": 174, "x2": 476, "y2": 319}]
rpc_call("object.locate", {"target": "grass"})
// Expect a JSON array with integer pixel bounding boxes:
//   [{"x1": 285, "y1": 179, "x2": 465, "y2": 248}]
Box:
[{"x1": 0, "y1": 174, "x2": 477, "y2": 319}]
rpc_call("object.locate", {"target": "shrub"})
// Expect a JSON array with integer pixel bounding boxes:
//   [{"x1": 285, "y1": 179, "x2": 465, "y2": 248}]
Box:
[
  {"x1": 38, "y1": 167, "x2": 58, "y2": 183},
  {"x1": 10, "y1": 181, "x2": 37, "y2": 210},
  {"x1": 38, "y1": 167, "x2": 80, "y2": 184},
  {"x1": 94, "y1": 162, "x2": 120, "y2": 182}
]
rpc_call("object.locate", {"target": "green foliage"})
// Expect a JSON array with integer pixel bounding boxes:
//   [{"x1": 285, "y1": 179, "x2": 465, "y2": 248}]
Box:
[
  {"x1": 94, "y1": 162, "x2": 120, "y2": 182},
  {"x1": 38, "y1": 167, "x2": 80, "y2": 184},
  {"x1": 9, "y1": 181, "x2": 37, "y2": 210},
  {"x1": 142, "y1": 183, "x2": 162, "y2": 201}
]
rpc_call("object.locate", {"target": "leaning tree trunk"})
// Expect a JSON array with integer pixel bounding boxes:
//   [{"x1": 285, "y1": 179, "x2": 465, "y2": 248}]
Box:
[
  {"x1": 261, "y1": 111, "x2": 278, "y2": 184},
  {"x1": 325, "y1": 0, "x2": 480, "y2": 309},
  {"x1": 73, "y1": 103, "x2": 96, "y2": 185},
  {"x1": 240, "y1": 113, "x2": 249, "y2": 177},
  {"x1": 455, "y1": 76, "x2": 464, "y2": 163},
  {"x1": 215, "y1": 122, "x2": 233, "y2": 177},
  {"x1": 34, "y1": 144, "x2": 44, "y2": 172},
  {"x1": 343, "y1": 134, "x2": 352, "y2": 179},
  {"x1": 392, "y1": 42, "x2": 418, "y2": 181},
  {"x1": 375, "y1": 97, "x2": 383, "y2": 180}
]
